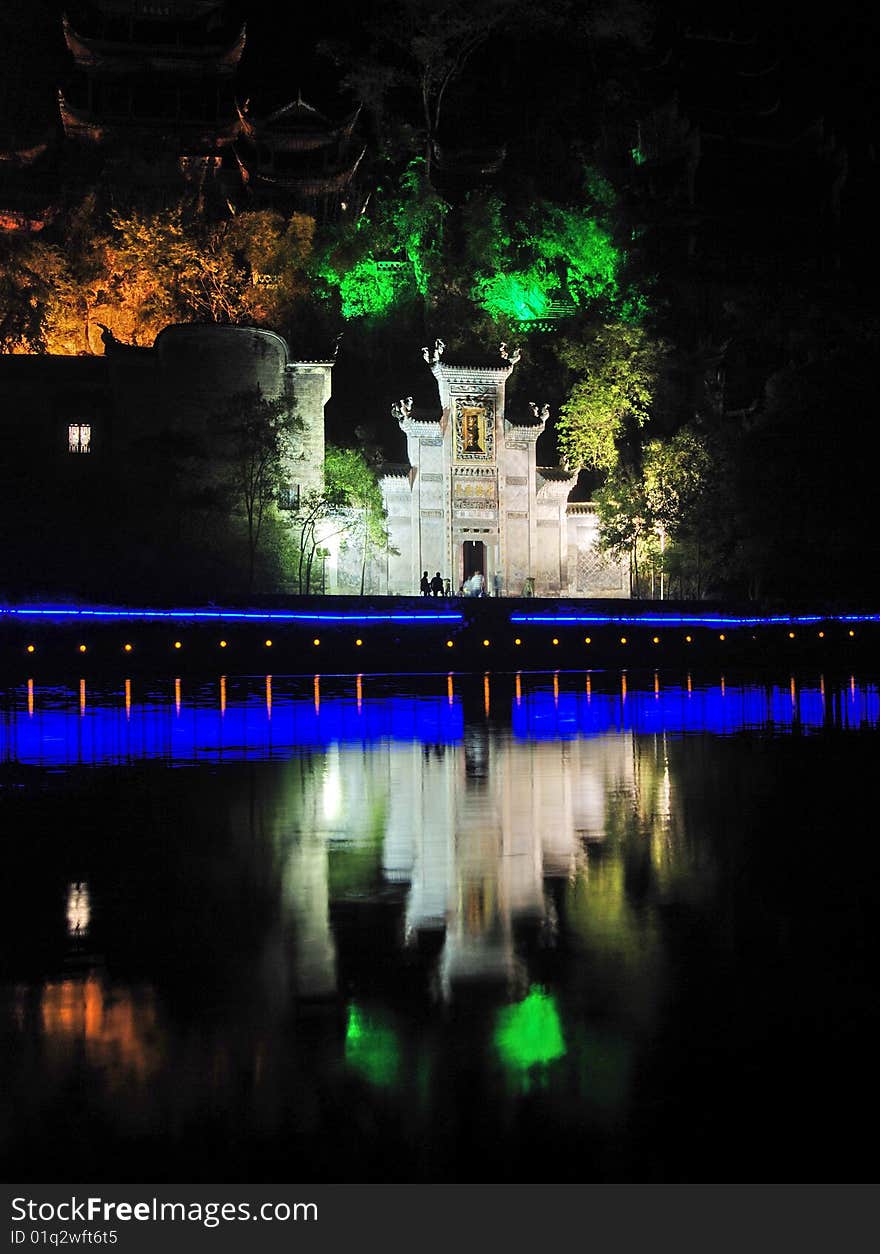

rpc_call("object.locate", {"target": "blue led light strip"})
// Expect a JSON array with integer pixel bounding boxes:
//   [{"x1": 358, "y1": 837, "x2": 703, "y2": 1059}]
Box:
[
  {"x1": 0, "y1": 606, "x2": 463, "y2": 625},
  {"x1": 508, "y1": 612, "x2": 880, "y2": 627}
]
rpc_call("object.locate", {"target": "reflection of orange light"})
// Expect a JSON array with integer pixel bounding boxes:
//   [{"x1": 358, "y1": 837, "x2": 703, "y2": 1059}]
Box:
[
  {"x1": 447, "y1": 673, "x2": 454, "y2": 705},
  {"x1": 80, "y1": 678, "x2": 86, "y2": 716},
  {"x1": 553, "y1": 671, "x2": 559, "y2": 706},
  {"x1": 586, "y1": 674, "x2": 591, "y2": 701},
  {"x1": 621, "y1": 674, "x2": 627, "y2": 702},
  {"x1": 687, "y1": 673, "x2": 692, "y2": 695},
  {"x1": 484, "y1": 674, "x2": 491, "y2": 716},
  {"x1": 40, "y1": 977, "x2": 160, "y2": 1085},
  {"x1": 27, "y1": 678, "x2": 34, "y2": 717},
  {"x1": 313, "y1": 675, "x2": 320, "y2": 714},
  {"x1": 515, "y1": 673, "x2": 522, "y2": 706},
  {"x1": 124, "y1": 678, "x2": 131, "y2": 719},
  {"x1": 220, "y1": 675, "x2": 226, "y2": 715},
  {"x1": 356, "y1": 674, "x2": 363, "y2": 713},
  {"x1": 174, "y1": 677, "x2": 181, "y2": 716},
  {"x1": 266, "y1": 675, "x2": 273, "y2": 717}
]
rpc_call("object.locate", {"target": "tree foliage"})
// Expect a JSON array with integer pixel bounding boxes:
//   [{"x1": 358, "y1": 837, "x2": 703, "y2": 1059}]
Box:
[
  {"x1": 213, "y1": 389, "x2": 297, "y2": 593},
  {"x1": 556, "y1": 323, "x2": 666, "y2": 471}
]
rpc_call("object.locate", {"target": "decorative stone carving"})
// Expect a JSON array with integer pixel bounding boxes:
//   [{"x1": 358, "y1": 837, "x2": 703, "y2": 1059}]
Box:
[
  {"x1": 499, "y1": 342, "x2": 521, "y2": 366},
  {"x1": 421, "y1": 338, "x2": 446, "y2": 365},
  {"x1": 391, "y1": 396, "x2": 413, "y2": 423},
  {"x1": 577, "y1": 546, "x2": 623, "y2": 593}
]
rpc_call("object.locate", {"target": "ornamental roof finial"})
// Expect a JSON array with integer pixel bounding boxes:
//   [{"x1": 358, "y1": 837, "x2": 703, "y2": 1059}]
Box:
[
  {"x1": 500, "y1": 342, "x2": 521, "y2": 366},
  {"x1": 391, "y1": 396, "x2": 414, "y2": 424},
  {"x1": 421, "y1": 338, "x2": 445, "y2": 365}
]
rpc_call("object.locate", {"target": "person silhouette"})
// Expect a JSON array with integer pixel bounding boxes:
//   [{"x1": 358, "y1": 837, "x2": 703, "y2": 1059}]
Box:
[
  {"x1": 430, "y1": 571, "x2": 444, "y2": 597},
  {"x1": 420, "y1": 571, "x2": 430, "y2": 596}
]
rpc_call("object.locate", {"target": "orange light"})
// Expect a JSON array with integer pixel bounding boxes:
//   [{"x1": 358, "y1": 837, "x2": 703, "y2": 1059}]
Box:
[
  {"x1": 818, "y1": 631, "x2": 825, "y2": 639},
  {"x1": 719, "y1": 633, "x2": 726, "y2": 641},
  {"x1": 788, "y1": 631, "x2": 795, "y2": 640},
  {"x1": 446, "y1": 640, "x2": 454, "y2": 648},
  {"x1": 552, "y1": 637, "x2": 559, "y2": 646},
  {"x1": 482, "y1": 639, "x2": 490, "y2": 647},
  {"x1": 584, "y1": 636, "x2": 591, "y2": 645},
  {"x1": 26, "y1": 644, "x2": 35, "y2": 654},
  {"x1": 312, "y1": 638, "x2": 319, "y2": 647},
  {"x1": 219, "y1": 639, "x2": 227, "y2": 648},
  {"x1": 355, "y1": 638, "x2": 363, "y2": 647},
  {"x1": 620, "y1": 636, "x2": 627, "y2": 645},
  {"x1": 652, "y1": 636, "x2": 660, "y2": 644},
  {"x1": 685, "y1": 635, "x2": 692, "y2": 643},
  {"x1": 78, "y1": 644, "x2": 87, "y2": 653},
  {"x1": 265, "y1": 639, "x2": 273, "y2": 648},
  {"x1": 849, "y1": 630, "x2": 855, "y2": 638},
  {"x1": 174, "y1": 640, "x2": 182, "y2": 649},
  {"x1": 514, "y1": 637, "x2": 522, "y2": 646},
  {"x1": 123, "y1": 643, "x2": 133, "y2": 653}
]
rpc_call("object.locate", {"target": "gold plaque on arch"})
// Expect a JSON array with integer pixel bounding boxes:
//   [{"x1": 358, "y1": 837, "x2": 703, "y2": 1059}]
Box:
[{"x1": 454, "y1": 399, "x2": 494, "y2": 461}]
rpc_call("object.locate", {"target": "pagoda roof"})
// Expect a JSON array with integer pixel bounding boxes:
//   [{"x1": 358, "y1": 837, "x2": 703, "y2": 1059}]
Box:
[
  {"x1": 58, "y1": 89, "x2": 240, "y2": 149},
  {"x1": 62, "y1": 13, "x2": 246, "y2": 75},
  {"x1": 86, "y1": 2, "x2": 226, "y2": 18},
  {"x1": 237, "y1": 95, "x2": 361, "y2": 153},
  {"x1": 236, "y1": 147, "x2": 365, "y2": 197}
]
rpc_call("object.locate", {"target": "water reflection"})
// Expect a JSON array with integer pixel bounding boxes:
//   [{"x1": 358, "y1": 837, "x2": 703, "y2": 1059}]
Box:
[
  {"x1": 2, "y1": 674, "x2": 877, "y2": 767},
  {"x1": 1, "y1": 671, "x2": 878, "y2": 1182}
]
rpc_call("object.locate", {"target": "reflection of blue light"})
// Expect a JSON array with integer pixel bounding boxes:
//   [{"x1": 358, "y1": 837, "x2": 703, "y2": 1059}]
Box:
[
  {"x1": 0, "y1": 605, "x2": 462, "y2": 624},
  {"x1": 1, "y1": 692, "x2": 464, "y2": 766},
  {"x1": 512, "y1": 683, "x2": 880, "y2": 739},
  {"x1": 509, "y1": 613, "x2": 880, "y2": 626}
]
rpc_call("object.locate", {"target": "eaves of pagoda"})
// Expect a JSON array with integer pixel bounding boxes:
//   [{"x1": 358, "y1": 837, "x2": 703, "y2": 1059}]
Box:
[{"x1": 62, "y1": 14, "x2": 246, "y2": 76}]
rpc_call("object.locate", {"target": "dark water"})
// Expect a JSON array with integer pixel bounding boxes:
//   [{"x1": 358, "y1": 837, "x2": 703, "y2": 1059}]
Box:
[{"x1": 1, "y1": 670, "x2": 878, "y2": 1183}]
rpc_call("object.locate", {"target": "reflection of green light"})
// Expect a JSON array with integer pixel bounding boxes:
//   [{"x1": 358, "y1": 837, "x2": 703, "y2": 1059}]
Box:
[
  {"x1": 631, "y1": 146, "x2": 646, "y2": 166},
  {"x1": 345, "y1": 1003, "x2": 400, "y2": 1088},
  {"x1": 494, "y1": 985, "x2": 565, "y2": 1075}
]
